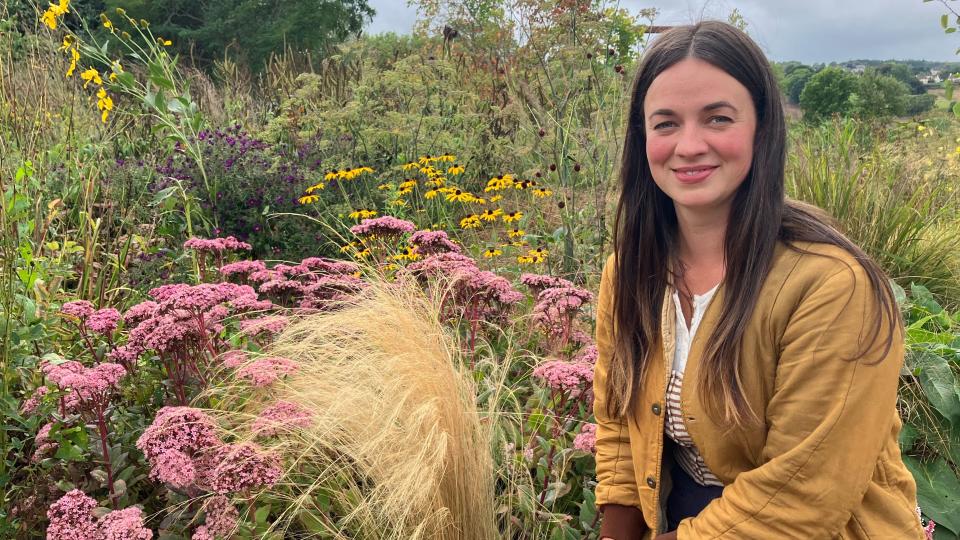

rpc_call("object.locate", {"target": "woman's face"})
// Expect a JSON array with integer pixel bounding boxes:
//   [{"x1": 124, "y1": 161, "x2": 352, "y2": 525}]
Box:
[{"x1": 643, "y1": 58, "x2": 757, "y2": 218}]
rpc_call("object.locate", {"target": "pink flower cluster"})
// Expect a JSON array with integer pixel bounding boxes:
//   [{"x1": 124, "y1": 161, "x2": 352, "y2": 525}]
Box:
[
  {"x1": 46, "y1": 490, "x2": 152, "y2": 540},
  {"x1": 573, "y1": 423, "x2": 597, "y2": 453},
  {"x1": 219, "y1": 259, "x2": 267, "y2": 281},
  {"x1": 60, "y1": 300, "x2": 95, "y2": 320},
  {"x1": 299, "y1": 257, "x2": 358, "y2": 275},
  {"x1": 239, "y1": 315, "x2": 289, "y2": 336},
  {"x1": 235, "y1": 356, "x2": 299, "y2": 387},
  {"x1": 349, "y1": 216, "x2": 416, "y2": 237},
  {"x1": 87, "y1": 308, "x2": 121, "y2": 335},
  {"x1": 251, "y1": 400, "x2": 314, "y2": 437},
  {"x1": 519, "y1": 273, "x2": 574, "y2": 296},
  {"x1": 209, "y1": 442, "x2": 283, "y2": 494},
  {"x1": 183, "y1": 236, "x2": 252, "y2": 253},
  {"x1": 136, "y1": 407, "x2": 222, "y2": 489},
  {"x1": 532, "y1": 359, "x2": 593, "y2": 394},
  {"x1": 20, "y1": 386, "x2": 49, "y2": 416},
  {"x1": 573, "y1": 344, "x2": 598, "y2": 365},
  {"x1": 192, "y1": 495, "x2": 238, "y2": 540},
  {"x1": 33, "y1": 422, "x2": 58, "y2": 462},
  {"x1": 531, "y1": 285, "x2": 594, "y2": 350},
  {"x1": 408, "y1": 229, "x2": 461, "y2": 255},
  {"x1": 43, "y1": 361, "x2": 127, "y2": 414}
]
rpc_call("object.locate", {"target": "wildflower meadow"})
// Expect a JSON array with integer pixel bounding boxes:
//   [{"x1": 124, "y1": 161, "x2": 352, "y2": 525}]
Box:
[{"x1": 1, "y1": 1, "x2": 959, "y2": 539}]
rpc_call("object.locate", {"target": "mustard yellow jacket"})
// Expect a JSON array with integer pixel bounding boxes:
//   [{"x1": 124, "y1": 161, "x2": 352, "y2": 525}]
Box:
[{"x1": 593, "y1": 242, "x2": 924, "y2": 539}]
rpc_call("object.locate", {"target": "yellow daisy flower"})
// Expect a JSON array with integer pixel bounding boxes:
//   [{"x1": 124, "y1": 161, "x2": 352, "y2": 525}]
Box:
[
  {"x1": 502, "y1": 211, "x2": 524, "y2": 223},
  {"x1": 483, "y1": 248, "x2": 502, "y2": 258}
]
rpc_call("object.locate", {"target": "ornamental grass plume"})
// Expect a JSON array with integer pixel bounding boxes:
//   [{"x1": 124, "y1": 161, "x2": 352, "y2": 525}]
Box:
[{"x1": 209, "y1": 280, "x2": 496, "y2": 539}]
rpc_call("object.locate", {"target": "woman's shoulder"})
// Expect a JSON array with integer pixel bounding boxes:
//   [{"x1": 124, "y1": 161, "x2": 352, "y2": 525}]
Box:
[{"x1": 768, "y1": 240, "x2": 878, "y2": 308}]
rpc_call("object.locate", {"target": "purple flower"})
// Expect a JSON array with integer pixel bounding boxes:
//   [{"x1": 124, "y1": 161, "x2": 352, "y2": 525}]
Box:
[
  {"x1": 123, "y1": 301, "x2": 158, "y2": 325},
  {"x1": 219, "y1": 260, "x2": 267, "y2": 280},
  {"x1": 520, "y1": 273, "x2": 574, "y2": 296},
  {"x1": 196, "y1": 495, "x2": 238, "y2": 539},
  {"x1": 573, "y1": 345, "x2": 598, "y2": 365},
  {"x1": 239, "y1": 315, "x2": 289, "y2": 336},
  {"x1": 137, "y1": 407, "x2": 222, "y2": 462},
  {"x1": 20, "y1": 386, "x2": 49, "y2": 416},
  {"x1": 33, "y1": 422, "x2": 58, "y2": 462}
]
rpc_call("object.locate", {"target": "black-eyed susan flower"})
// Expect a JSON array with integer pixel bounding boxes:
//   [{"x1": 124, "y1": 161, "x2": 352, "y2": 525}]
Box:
[
  {"x1": 398, "y1": 187, "x2": 413, "y2": 196},
  {"x1": 80, "y1": 68, "x2": 102, "y2": 88},
  {"x1": 489, "y1": 194, "x2": 503, "y2": 202},
  {"x1": 402, "y1": 161, "x2": 419, "y2": 171},
  {"x1": 528, "y1": 247, "x2": 548, "y2": 263},
  {"x1": 418, "y1": 155, "x2": 434, "y2": 165},
  {"x1": 502, "y1": 211, "x2": 524, "y2": 223},
  {"x1": 479, "y1": 208, "x2": 503, "y2": 222},
  {"x1": 305, "y1": 182, "x2": 325, "y2": 193},
  {"x1": 298, "y1": 194, "x2": 319, "y2": 204},
  {"x1": 340, "y1": 241, "x2": 359, "y2": 253},
  {"x1": 96, "y1": 88, "x2": 113, "y2": 123},
  {"x1": 425, "y1": 189, "x2": 440, "y2": 200},
  {"x1": 517, "y1": 255, "x2": 534, "y2": 264},
  {"x1": 325, "y1": 170, "x2": 339, "y2": 181},
  {"x1": 392, "y1": 246, "x2": 421, "y2": 262},
  {"x1": 378, "y1": 183, "x2": 393, "y2": 191},
  {"x1": 391, "y1": 199, "x2": 407, "y2": 207},
  {"x1": 483, "y1": 248, "x2": 503, "y2": 258},
  {"x1": 437, "y1": 153, "x2": 456, "y2": 162},
  {"x1": 355, "y1": 248, "x2": 371, "y2": 260},
  {"x1": 398, "y1": 179, "x2": 417, "y2": 190},
  {"x1": 532, "y1": 188, "x2": 553, "y2": 198},
  {"x1": 348, "y1": 209, "x2": 378, "y2": 220},
  {"x1": 446, "y1": 189, "x2": 479, "y2": 203},
  {"x1": 447, "y1": 164, "x2": 465, "y2": 175},
  {"x1": 426, "y1": 176, "x2": 447, "y2": 188},
  {"x1": 508, "y1": 228, "x2": 525, "y2": 238},
  {"x1": 460, "y1": 214, "x2": 482, "y2": 229}
]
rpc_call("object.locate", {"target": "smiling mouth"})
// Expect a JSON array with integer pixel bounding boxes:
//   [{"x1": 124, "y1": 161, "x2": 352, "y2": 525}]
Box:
[{"x1": 673, "y1": 166, "x2": 718, "y2": 178}]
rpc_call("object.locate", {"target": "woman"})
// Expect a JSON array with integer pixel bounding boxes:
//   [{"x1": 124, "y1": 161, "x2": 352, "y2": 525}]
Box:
[{"x1": 593, "y1": 21, "x2": 924, "y2": 539}]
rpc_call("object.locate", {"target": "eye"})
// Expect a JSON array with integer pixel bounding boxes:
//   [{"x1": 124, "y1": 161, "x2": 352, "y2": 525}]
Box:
[
  {"x1": 652, "y1": 120, "x2": 677, "y2": 131},
  {"x1": 708, "y1": 115, "x2": 733, "y2": 125}
]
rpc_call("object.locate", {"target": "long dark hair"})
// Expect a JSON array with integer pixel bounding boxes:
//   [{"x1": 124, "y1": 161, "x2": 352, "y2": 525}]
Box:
[{"x1": 608, "y1": 21, "x2": 900, "y2": 425}]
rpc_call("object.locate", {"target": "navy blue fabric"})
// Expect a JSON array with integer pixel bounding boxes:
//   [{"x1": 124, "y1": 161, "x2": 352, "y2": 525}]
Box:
[{"x1": 665, "y1": 461, "x2": 724, "y2": 531}]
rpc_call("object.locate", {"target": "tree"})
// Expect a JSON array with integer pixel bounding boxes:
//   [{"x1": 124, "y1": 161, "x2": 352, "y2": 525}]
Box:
[
  {"x1": 783, "y1": 66, "x2": 814, "y2": 104},
  {"x1": 850, "y1": 69, "x2": 910, "y2": 118},
  {"x1": 101, "y1": 0, "x2": 375, "y2": 72},
  {"x1": 876, "y1": 62, "x2": 926, "y2": 94},
  {"x1": 799, "y1": 67, "x2": 857, "y2": 122}
]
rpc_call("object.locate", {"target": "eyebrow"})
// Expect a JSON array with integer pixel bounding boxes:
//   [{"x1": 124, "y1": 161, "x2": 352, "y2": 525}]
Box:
[{"x1": 648, "y1": 101, "x2": 739, "y2": 119}]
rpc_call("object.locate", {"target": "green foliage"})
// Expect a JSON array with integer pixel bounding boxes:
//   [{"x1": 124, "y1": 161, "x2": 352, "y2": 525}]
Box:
[
  {"x1": 784, "y1": 66, "x2": 814, "y2": 104},
  {"x1": 907, "y1": 93, "x2": 937, "y2": 115},
  {"x1": 800, "y1": 66, "x2": 858, "y2": 122},
  {"x1": 876, "y1": 61, "x2": 928, "y2": 94},
  {"x1": 101, "y1": 0, "x2": 375, "y2": 72},
  {"x1": 850, "y1": 68, "x2": 910, "y2": 118}
]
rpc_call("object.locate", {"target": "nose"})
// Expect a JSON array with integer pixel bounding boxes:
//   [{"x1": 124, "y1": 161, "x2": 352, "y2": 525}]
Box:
[{"x1": 674, "y1": 126, "x2": 709, "y2": 158}]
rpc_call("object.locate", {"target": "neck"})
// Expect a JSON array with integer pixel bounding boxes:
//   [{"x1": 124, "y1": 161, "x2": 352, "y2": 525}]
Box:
[{"x1": 675, "y1": 204, "x2": 728, "y2": 269}]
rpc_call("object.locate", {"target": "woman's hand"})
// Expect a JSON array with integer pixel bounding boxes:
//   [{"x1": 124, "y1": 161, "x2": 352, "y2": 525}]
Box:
[{"x1": 654, "y1": 532, "x2": 678, "y2": 540}]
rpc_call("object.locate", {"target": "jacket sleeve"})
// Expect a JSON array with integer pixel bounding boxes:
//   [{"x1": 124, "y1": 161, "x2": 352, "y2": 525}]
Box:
[
  {"x1": 678, "y1": 263, "x2": 903, "y2": 538},
  {"x1": 593, "y1": 256, "x2": 647, "y2": 539}
]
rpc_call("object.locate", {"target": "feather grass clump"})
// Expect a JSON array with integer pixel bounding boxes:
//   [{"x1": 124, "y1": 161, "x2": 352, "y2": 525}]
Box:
[{"x1": 212, "y1": 279, "x2": 496, "y2": 539}]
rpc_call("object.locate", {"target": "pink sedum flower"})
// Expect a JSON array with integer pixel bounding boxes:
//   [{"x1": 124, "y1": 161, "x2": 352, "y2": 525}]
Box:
[
  {"x1": 149, "y1": 449, "x2": 197, "y2": 488},
  {"x1": 137, "y1": 407, "x2": 222, "y2": 462},
  {"x1": 573, "y1": 423, "x2": 597, "y2": 453},
  {"x1": 209, "y1": 442, "x2": 282, "y2": 494},
  {"x1": 199, "y1": 495, "x2": 238, "y2": 539},
  {"x1": 60, "y1": 300, "x2": 95, "y2": 321},
  {"x1": 21, "y1": 386, "x2": 49, "y2": 416},
  {"x1": 408, "y1": 229, "x2": 461, "y2": 255},
  {"x1": 252, "y1": 401, "x2": 313, "y2": 437},
  {"x1": 349, "y1": 216, "x2": 416, "y2": 237},
  {"x1": 33, "y1": 422, "x2": 58, "y2": 462},
  {"x1": 235, "y1": 357, "x2": 299, "y2": 387},
  {"x1": 97, "y1": 507, "x2": 153, "y2": 540},
  {"x1": 532, "y1": 359, "x2": 594, "y2": 394},
  {"x1": 86, "y1": 308, "x2": 121, "y2": 335},
  {"x1": 46, "y1": 489, "x2": 97, "y2": 540}
]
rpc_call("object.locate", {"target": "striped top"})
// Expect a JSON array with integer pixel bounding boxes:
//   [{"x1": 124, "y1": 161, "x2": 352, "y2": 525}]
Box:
[{"x1": 664, "y1": 284, "x2": 724, "y2": 487}]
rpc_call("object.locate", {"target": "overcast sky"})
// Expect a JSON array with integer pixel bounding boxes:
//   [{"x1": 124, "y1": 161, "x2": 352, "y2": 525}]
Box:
[{"x1": 365, "y1": 0, "x2": 960, "y2": 64}]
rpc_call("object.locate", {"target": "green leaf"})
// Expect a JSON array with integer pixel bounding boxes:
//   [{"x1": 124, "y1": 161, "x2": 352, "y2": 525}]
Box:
[
  {"x1": 904, "y1": 456, "x2": 960, "y2": 535},
  {"x1": 910, "y1": 351, "x2": 960, "y2": 429},
  {"x1": 898, "y1": 423, "x2": 919, "y2": 452},
  {"x1": 254, "y1": 504, "x2": 270, "y2": 524},
  {"x1": 946, "y1": 80, "x2": 954, "y2": 102},
  {"x1": 148, "y1": 62, "x2": 175, "y2": 91}
]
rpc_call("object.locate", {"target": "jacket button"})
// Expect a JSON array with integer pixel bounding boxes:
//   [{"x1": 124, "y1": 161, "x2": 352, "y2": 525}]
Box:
[
  {"x1": 651, "y1": 403, "x2": 662, "y2": 416},
  {"x1": 646, "y1": 476, "x2": 657, "y2": 489}
]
